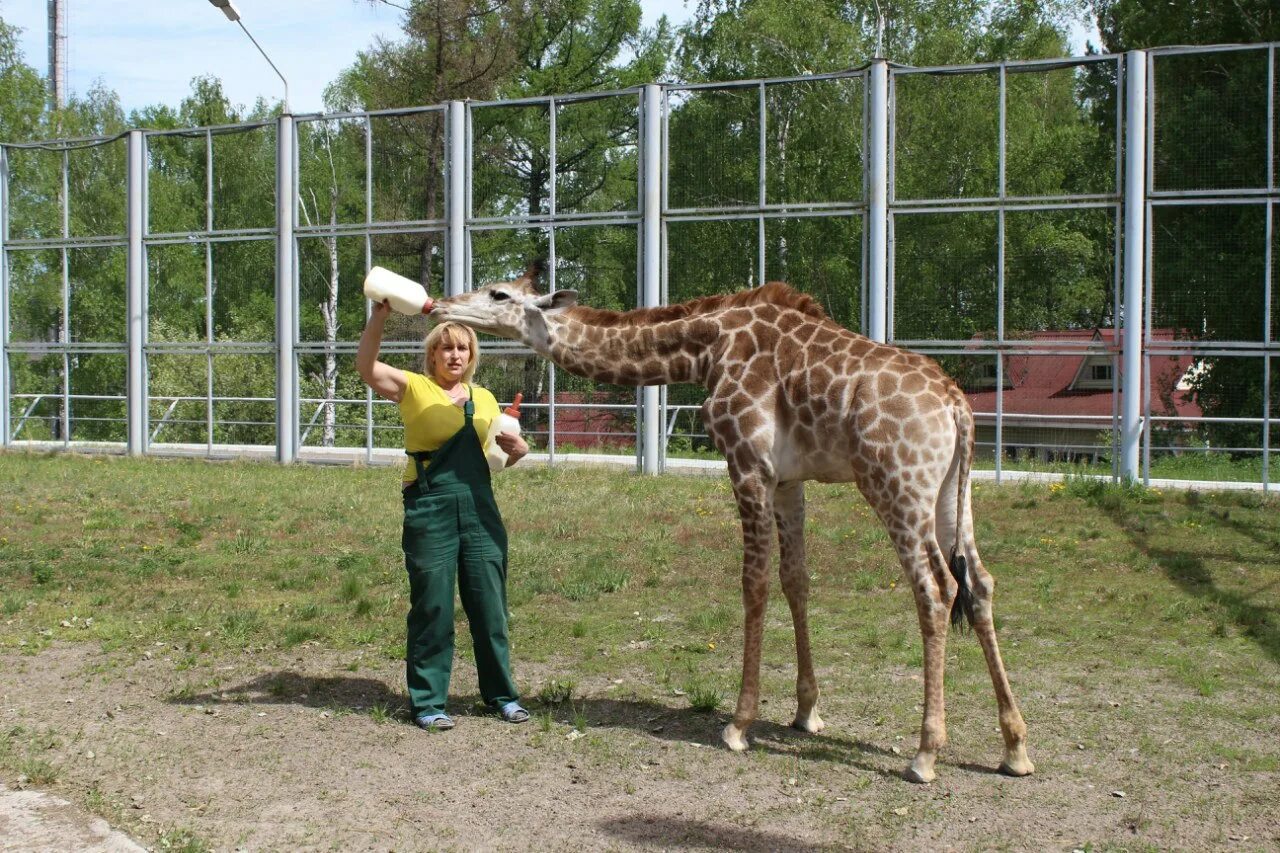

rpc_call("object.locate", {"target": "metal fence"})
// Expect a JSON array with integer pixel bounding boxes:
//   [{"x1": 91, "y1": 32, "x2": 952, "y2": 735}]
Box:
[{"x1": 2, "y1": 44, "x2": 1276, "y2": 488}]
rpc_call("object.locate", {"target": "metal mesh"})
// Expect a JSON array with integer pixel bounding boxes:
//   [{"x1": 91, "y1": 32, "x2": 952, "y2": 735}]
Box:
[
  {"x1": 297, "y1": 117, "x2": 368, "y2": 228},
  {"x1": 66, "y1": 139, "x2": 126, "y2": 238},
  {"x1": 147, "y1": 242, "x2": 207, "y2": 342},
  {"x1": 5, "y1": 146, "x2": 62, "y2": 241},
  {"x1": 1152, "y1": 49, "x2": 1270, "y2": 192},
  {"x1": 472, "y1": 103, "x2": 552, "y2": 219},
  {"x1": 931, "y1": 353, "x2": 999, "y2": 466},
  {"x1": 68, "y1": 353, "x2": 126, "y2": 442},
  {"x1": 470, "y1": 227, "x2": 549, "y2": 288},
  {"x1": 1148, "y1": 355, "x2": 1266, "y2": 482},
  {"x1": 2, "y1": 45, "x2": 1277, "y2": 485},
  {"x1": 763, "y1": 215, "x2": 862, "y2": 331},
  {"x1": 6, "y1": 248, "x2": 60, "y2": 343},
  {"x1": 764, "y1": 76, "x2": 863, "y2": 205},
  {"x1": 147, "y1": 353, "x2": 209, "y2": 446},
  {"x1": 1149, "y1": 203, "x2": 1267, "y2": 343},
  {"x1": 667, "y1": 86, "x2": 759, "y2": 210},
  {"x1": 297, "y1": 234, "x2": 367, "y2": 345},
  {"x1": 9, "y1": 353, "x2": 61, "y2": 441},
  {"x1": 69, "y1": 246, "x2": 126, "y2": 343},
  {"x1": 210, "y1": 239, "x2": 276, "y2": 342},
  {"x1": 892, "y1": 211, "x2": 998, "y2": 341},
  {"x1": 147, "y1": 132, "x2": 209, "y2": 235},
  {"x1": 554, "y1": 95, "x2": 640, "y2": 215},
  {"x1": 893, "y1": 70, "x2": 999, "y2": 200},
  {"x1": 1003, "y1": 208, "x2": 1116, "y2": 338},
  {"x1": 210, "y1": 126, "x2": 276, "y2": 232},
  {"x1": 370, "y1": 111, "x2": 445, "y2": 224},
  {"x1": 1006, "y1": 62, "x2": 1118, "y2": 197},
  {"x1": 211, "y1": 352, "x2": 276, "y2": 446},
  {"x1": 667, "y1": 218, "x2": 757, "y2": 301}
]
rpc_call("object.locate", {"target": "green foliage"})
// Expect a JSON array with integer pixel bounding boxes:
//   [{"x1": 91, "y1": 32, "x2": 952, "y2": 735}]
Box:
[{"x1": 2, "y1": 2, "x2": 1272, "y2": 460}]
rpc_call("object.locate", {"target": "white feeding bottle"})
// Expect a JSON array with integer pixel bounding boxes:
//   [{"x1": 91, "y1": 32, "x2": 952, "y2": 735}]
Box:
[
  {"x1": 363, "y1": 266, "x2": 435, "y2": 315},
  {"x1": 485, "y1": 392, "x2": 524, "y2": 473}
]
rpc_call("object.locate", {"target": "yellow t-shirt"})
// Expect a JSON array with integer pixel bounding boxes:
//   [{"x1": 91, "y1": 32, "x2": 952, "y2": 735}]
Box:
[{"x1": 399, "y1": 373, "x2": 499, "y2": 483}]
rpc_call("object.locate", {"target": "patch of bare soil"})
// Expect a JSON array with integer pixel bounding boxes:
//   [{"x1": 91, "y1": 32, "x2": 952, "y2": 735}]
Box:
[{"x1": 1, "y1": 644, "x2": 1276, "y2": 851}]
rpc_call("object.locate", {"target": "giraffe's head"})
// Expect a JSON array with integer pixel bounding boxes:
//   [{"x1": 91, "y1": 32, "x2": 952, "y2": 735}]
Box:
[{"x1": 430, "y1": 261, "x2": 578, "y2": 347}]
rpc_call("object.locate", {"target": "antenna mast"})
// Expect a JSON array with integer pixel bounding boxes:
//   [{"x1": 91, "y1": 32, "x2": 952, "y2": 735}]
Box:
[{"x1": 47, "y1": 0, "x2": 67, "y2": 109}]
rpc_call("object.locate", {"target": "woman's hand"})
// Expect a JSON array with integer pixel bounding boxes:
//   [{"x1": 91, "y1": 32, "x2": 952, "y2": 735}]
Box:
[
  {"x1": 371, "y1": 299, "x2": 392, "y2": 321},
  {"x1": 494, "y1": 431, "x2": 529, "y2": 467}
]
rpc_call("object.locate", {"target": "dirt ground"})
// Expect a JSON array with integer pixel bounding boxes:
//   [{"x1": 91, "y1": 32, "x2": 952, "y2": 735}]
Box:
[{"x1": 2, "y1": 642, "x2": 1276, "y2": 852}]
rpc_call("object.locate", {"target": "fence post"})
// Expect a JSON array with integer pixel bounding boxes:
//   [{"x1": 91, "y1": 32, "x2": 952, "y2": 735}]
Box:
[
  {"x1": 126, "y1": 130, "x2": 145, "y2": 455},
  {"x1": 1121, "y1": 50, "x2": 1147, "y2": 481},
  {"x1": 0, "y1": 146, "x2": 8, "y2": 447},
  {"x1": 641, "y1": 84, "x2": 662, "y2": 474},
  {"x1": 447, "y1": 101, "x2": 466, "y2": 297},
  {"x1": 867, "y1": 59, "x2": 889, "y2": 343},
  {"x1": 276, "y1": 114, "x2": 297, "y2": 463}
]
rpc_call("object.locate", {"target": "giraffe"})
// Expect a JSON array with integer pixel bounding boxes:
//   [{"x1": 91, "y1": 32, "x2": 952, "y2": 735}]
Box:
[{"x1": 431, "y1": 266, "x2": 1034, "y2": 783}]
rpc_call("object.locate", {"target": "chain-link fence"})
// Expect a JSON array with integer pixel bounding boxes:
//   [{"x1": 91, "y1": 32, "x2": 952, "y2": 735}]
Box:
[{"x1": 2, "y1": 44, "x2": 1276, "y2": 488}]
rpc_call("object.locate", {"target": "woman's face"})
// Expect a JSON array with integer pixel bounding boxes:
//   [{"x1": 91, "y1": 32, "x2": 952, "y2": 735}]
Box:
[{"x1": 431, "y1": 335, "x2": 471, "y2": 385}]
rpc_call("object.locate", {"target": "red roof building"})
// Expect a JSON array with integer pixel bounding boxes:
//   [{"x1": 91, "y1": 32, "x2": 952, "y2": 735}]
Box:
[{"x1": 963, "y1": 329, "x2": 1202, "y2": 461}]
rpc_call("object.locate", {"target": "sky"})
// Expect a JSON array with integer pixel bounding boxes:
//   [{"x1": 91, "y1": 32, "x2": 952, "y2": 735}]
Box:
[
  {"x1": 0, "y1": 0, "x2": 698, "y2": 116},
  {"x1": 2, "y1": 1, "x2": 1096, "y2": 118}
]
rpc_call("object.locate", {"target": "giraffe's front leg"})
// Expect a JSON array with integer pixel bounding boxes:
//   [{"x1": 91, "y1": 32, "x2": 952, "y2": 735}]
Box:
[
  {"x1": 721, "y1": 473, "x2": 776, "y2": 753},
  {"x1": 774, "y1": 480, "x2": 823, "y2": 735}
]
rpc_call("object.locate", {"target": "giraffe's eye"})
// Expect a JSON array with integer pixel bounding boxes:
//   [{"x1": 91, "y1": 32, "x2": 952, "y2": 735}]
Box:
[{"x1": 490, "y1": 291, "x2": 511, "y2": 302}]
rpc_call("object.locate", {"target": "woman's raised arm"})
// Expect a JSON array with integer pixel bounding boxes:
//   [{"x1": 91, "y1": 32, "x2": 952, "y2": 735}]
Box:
[{"x1": 356, "y1": 301, "x2": 408, "y2": 403}]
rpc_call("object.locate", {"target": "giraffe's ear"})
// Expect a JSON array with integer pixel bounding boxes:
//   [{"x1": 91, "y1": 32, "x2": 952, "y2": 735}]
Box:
[{"x1": 530, "y1": 289, "x2": 578, "y2": 315}]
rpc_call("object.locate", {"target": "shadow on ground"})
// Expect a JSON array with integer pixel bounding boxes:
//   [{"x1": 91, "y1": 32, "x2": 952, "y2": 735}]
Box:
[
  {"x1": 171, "y1": 672, "x2": 939, "y2": 780},
  {"x1": 600, "y1": 813, "x2": 850, "y2": 852},
  {"x1": 1086, "y1": 490, "x2": 1280, "y2": 664}
]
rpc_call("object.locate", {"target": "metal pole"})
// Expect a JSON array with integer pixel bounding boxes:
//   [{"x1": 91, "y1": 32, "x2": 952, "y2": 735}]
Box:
[
  {"x1": 1121, "y1": 51, "x2": 1147, "y2": 481},
  {"x1": 447, "y1": 101, "x2": 466, "y2": 297},
  {"x1": 276, "y1": 114, "x2": 297, "y2": 463},
  {"x1": 0, "y1": 147, "x2": 8, "y2": 446},
  {"x1": 126, "y1": 131, "x2": 145, "y2": 454},
  {"x1": 867, "y1": 60, "x2": 889, "y2": 343},
  {"x1": 641, "y1": 84, "x2": 662, "y2": 474}
]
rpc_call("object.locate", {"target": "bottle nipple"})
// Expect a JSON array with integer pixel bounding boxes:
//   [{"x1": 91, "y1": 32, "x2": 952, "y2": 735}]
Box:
[{"x1": 504, "y1": 392, "x2": 523, "y2": 418}]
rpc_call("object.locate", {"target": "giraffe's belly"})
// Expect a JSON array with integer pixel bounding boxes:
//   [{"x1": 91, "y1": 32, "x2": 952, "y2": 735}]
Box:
[{"x1": 772, "y1": 441, "x2": 857, "y2": 484}]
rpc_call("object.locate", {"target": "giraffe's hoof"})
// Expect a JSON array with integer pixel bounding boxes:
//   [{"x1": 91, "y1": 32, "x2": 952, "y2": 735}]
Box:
[
  {"x1": 721, "y1": 723, "x2": 749, "y2": 752},
  {"x1": 791, "y1": 711, "x2": 825, "y2": 734},
  {"x1": 999, "y1": 746, "x2": 1035, "y2": 777},
  {"x1": 905, "y1": 754, "x2": 937, "y2": 784}
]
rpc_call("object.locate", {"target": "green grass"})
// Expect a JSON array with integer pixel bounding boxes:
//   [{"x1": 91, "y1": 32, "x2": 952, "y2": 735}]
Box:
[
  {"x1": 2, "y1": 452, "x2": 1277, "y2": 675},
  {"x1": 1, "y1": 451, "x2": 1278, "y2": 847}
]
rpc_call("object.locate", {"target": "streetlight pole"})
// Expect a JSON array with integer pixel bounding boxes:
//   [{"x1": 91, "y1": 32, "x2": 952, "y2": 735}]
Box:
[
  {"x1": 206, "y1": 0, "x2": 296, "y2": 462},
  {"x1": 206, "y1": 0, "x2": 290, "y2": 113}
]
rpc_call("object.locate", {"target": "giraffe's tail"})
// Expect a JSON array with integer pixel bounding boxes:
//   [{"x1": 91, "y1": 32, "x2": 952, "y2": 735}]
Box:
[{"x1": 948, "y1": 402, "x2": 977, "y2": 631}]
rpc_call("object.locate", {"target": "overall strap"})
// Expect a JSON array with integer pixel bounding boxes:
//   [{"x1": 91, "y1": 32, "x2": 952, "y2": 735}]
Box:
[{"x1": 407, "y1": 449, "x2": 433, "y2": 485}]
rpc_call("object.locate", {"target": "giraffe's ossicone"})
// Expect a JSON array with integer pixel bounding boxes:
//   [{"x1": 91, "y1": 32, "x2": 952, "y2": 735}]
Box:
[{"x1": 432, "y1": 264, "x2": 1033, "y2": 783}]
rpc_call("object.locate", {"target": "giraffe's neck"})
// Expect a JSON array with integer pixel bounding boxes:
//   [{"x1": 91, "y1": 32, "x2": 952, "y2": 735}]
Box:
[{"x1": 536, "y1": 311, "x2": 715, "y2": 388}]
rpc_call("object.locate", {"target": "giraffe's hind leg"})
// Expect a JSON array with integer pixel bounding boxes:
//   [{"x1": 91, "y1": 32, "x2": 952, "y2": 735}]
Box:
[
  {"x1": 964, "y1": 550, "x2": 1034, "y2": 776},
  {"x1": 774, "y1": 480, "x2": 824, "y2": 734}
]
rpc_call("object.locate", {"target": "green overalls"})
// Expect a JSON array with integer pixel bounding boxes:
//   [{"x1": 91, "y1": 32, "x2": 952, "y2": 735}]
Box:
[{"x1": 402, "y1": 388, "x2": 519, "y2": 719}]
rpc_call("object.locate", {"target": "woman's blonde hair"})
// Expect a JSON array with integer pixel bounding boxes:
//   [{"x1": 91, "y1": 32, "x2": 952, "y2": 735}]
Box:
[{"x1": 424, "y1": 321, "x2": 480, "y2": 384}]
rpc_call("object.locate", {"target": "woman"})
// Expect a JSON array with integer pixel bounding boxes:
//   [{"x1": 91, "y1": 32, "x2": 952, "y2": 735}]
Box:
[{"x1": 356, "y1": 299, "x2": 530, "y2": 731}]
